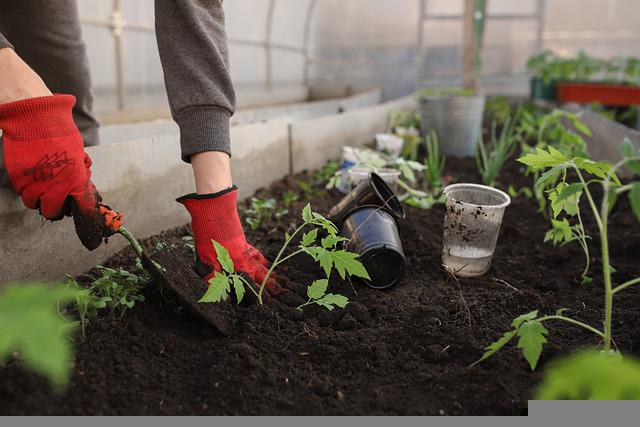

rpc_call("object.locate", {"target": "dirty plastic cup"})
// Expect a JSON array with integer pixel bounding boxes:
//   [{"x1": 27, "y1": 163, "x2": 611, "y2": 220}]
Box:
[
  {"x1": 441, "y1": 183, "x2": 511, "y2": 277},
  {"x1": 341, "y1": 205, "x2": 406, "y2": 290},
  {"x1": 348, "y1": 167, "x2": 400, "y2": 191},
  {"x1": 375, "y1": 133, "x2": 404, "y2": 158},
  {"x1": 328, "y1": 172, "x2": 405, "y2": 226}
]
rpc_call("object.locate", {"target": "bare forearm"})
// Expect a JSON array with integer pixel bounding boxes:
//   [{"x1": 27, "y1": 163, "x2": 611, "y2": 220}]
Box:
[
  {"x1": 0, "y1": 48, "x2": 51, "y2": 104},
  {"x1": 191, "y1": 151, "x2": 232, "y2": 194}
]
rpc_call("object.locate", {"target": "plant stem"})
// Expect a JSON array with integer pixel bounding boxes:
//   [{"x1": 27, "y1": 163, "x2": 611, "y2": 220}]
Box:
[
  {"x1": 538, "y1": 315, "x2": 605, "y2": 339},
  {"x1": 296, "y1": 299, "x2": 312, "y2": 311},
  {"x1": 118, "y1": 227, "x2": 144, "y2": 259},
  {"x1": 257, "y1": 223, "x2": 306, "y2": 304},
  {"x1": 574, "y1": 209, "x2": 591, "y2": 281},
  {"x1": 612, "y1": 277, "x2": 640, "y2": 294},
  {"x1": 600, "y1": 183, "x2": 613, "y2": 352},
  {"x1": 615, "y1": 184, "x2": 634, "y2": 194},
  {"x1": 574, "y1": 167, "x2": 603, "y2": 230},
  {"x1": 234, "y1": 274, "x2": 259, "y2": 298},
  {"x1": 276, "y1": 249, "x2": 305, "y2": 266}
]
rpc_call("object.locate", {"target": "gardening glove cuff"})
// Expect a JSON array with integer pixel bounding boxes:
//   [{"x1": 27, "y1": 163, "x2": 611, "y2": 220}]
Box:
[
  {"x1": 177, "y1": 187, "x2": 277, "y2": 292},
  {"x1": 0, "y1": 94, "x2": 79, "y2": 141},
  {"x1": 0, "y1": 94, "x2": 113, "y2": 250}
]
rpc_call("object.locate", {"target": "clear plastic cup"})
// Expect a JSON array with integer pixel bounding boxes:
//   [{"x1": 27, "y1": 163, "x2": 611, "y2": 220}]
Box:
[
  {"x1": 442, "y1": 183, "x2": 511, "y2": 277},
  {"x1": 375, "y1": 133, "x2": 404, "y2": 158},
  {"x1": 348, "y1": 167, "x2": 401, "y2": 191}
]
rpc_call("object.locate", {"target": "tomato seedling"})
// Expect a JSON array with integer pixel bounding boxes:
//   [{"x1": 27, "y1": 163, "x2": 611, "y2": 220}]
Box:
[
  {"x1": 199, "y1": 203, "x2": 369, "y2": 307},
  {"x1": 516, "y1": 108, "x2": 592, "y2": 214},
  {"x1": 473, "y1": 140, "x2": 640, "y2": 369}
]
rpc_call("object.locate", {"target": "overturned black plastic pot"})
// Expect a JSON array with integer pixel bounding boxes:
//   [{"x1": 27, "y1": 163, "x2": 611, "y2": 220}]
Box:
[
  {"x1": 328, "y1": 172, "x2": 405, "y2": 227},
  {"x1": 341, "y1": 205, "x2": 406, "y2": 290}
]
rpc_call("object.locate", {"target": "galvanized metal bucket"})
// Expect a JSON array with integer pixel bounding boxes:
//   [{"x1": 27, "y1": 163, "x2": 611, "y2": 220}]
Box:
[{"x1": 418, "y1": 94, "x2": 486, "y2": 157}]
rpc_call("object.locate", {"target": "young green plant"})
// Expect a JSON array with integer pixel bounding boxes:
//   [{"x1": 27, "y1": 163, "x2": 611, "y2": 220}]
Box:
[
  {"x1": 476, "y1": 115, "x2": 519, "y2": 187},
  {"x1": 199, "y1": 203, "x2": 370, "y2": 307},
  {"x1": 517, "y1": 108, "x2": 592, "y2": 214},
  {"x1": 473, "y1": 141, "x2": 640, "y2": 370},
  {"x1": 0, "y1": 283, "x2": 84, "y2": 390},
  {"x1": 244, "y1": 197, "x2": 283, "y2": 230},
  {"x1": 89, "y1": 266, "x2": 147, "y2": 319},
  {"x1": 58, "y1": 276, "x2": 111, "y2": 340},
  {"x1": 536, "y1": 351, "x2": 640, "y2": 400},
  {"x1": 423, "y1": 130, "x2": 446, "y2": 193}
]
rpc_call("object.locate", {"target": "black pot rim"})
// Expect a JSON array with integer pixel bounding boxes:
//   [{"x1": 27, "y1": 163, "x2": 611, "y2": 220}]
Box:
[
  {"x1": 342, "y1": 204, "x2": 400, "y2": 226},
  {"x1": 360, "y1": 247, "x2": 407, "y2": 290},
  {"x1": 369, "y1": 173, "x2": 406, "y2": 219}
]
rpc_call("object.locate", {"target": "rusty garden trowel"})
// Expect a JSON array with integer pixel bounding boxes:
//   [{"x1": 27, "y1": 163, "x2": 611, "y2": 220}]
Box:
[{"x1": 100, "y1": 205, "x2": 236, "y2": 335}]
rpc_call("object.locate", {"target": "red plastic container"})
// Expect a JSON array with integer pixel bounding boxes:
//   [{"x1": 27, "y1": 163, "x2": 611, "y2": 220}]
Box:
[{"x1": 556, "y1": 82, "x2": 640, "y2": 106}]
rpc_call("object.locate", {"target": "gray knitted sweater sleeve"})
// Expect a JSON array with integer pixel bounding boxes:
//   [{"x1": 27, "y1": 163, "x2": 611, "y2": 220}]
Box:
[{"x1": 154, "y1": 0, "x2": 236, "y2": 162}]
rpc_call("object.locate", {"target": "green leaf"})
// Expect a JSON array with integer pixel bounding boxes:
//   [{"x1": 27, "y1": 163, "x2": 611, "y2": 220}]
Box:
[
  {"x1": 329, "y1": 250, "x2": 370, "y2": 280},
  {"x1": 311, "y1": 212, "x2": 339, "y2": 236},
  {"x1": 320, "y1": 234, "x2": 347, "y2": 249},
  {"x1": 518, "y1": 146, "x2": 567, "y2": 169},
  {"x1": 0, "y1": 284, "x2": 82, "y2": 389},
  {"x1": 232, "y1": 275, "x2": 245, "y2": 304},
  {"x1": 575, "y1": 158, "x2": 618, "y2": 183},
  {"x1": 199, "y1": 272, "x2": 231, "y2": 303},
  {"x1": 398, "y1": 161, "x2": 416, "y2": 182},
  {"x1": 314, "y1": 293, "x2": 349, "y2": 310},
  {"x1": 304, "y1": 247, "x2": 333, "y2": 278},
  {"x1": 544, "y1": 219, "x2": 573, "y2": 245},
  {"x1": 581, "y1": 275, "x2": 593, "y2": 285},
  {"x1": 512, "y1": 310, "x2": 539, "y2": 328},
  {"x1": 555, "y1": 182, "x2": 584, "y2": 203},
  {"x1": 568, "y1": 115, "x2": 592, "y2": 136},
  {"x1": 471, "y1": 330, "x2": 517, "y2": 367},
  {"x1": 629, "y1": 182, "x2": 640, "y2": 223},
  {"x1": 548, "y1": 183, "x2": 582, "y2": 218},
  {"x1": 536, "y1": 164, "x2": 567, "y2": 188},
  {"x1": 307, "y1": 279, "x2": 328, "y2": 300},
  {"x1": 301, "y1": 229, "x2": 318, "y2": 247},
  {"x1": 536, "y1": 351, "x2": 640, "y2": 400},
  {"x1": 212, "y1": 240, "x2": 234, "y2": 274},
  {"x1": 516, "y1": 320, "x2": 549, "y2": 370},
  {"x1": 302, "y1": 203, "x2": 313, "y2": 223},
  {"x1": 620, "y1": 138, "x2": 640, "y2": 176}
]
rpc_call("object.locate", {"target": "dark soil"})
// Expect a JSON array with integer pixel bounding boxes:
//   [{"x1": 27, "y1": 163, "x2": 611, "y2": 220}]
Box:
[{"x1": 2, "y1": 157, "x2": 640, "y2": 416}]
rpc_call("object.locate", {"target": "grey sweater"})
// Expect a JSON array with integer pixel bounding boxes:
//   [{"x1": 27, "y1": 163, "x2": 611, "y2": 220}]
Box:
[
  {"x1": 155, "y1": 0, "x2": 236, "y2": 161},
  {"x1": 0, "y1": 0, "x2": 236, "y2": 161}
]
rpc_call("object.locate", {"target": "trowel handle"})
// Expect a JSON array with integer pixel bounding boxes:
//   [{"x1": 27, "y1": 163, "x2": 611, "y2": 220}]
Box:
[{"x1": 100, "y1": 203, "x2": 124, "y2": 233}]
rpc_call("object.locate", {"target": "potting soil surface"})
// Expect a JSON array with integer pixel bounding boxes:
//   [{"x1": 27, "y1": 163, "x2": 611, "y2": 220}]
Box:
[{"x1": 2, "y1": 157, "x2": 640, "y2": 415}]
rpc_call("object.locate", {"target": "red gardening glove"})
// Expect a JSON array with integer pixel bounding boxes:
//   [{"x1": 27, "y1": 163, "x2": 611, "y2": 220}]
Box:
[
  {"x1": 0, "y1": 94, "x2": 113, "y2": 250},
  {"x1": 178, "y1": 187, "x2": 281, "y2": 294}
]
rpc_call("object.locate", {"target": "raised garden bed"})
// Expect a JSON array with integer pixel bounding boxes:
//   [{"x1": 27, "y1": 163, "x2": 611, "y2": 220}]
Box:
[
  {"x1": 556, "y1": 82, "x2": 640, "y2": 107},
  {"x1": 2, "y1": 151, "x2": 640, "y2": 415}
]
